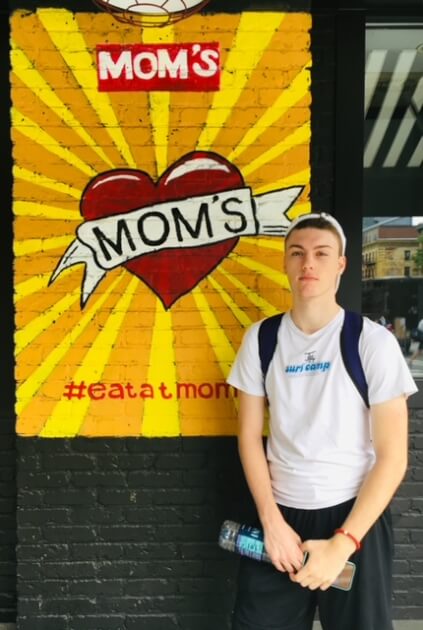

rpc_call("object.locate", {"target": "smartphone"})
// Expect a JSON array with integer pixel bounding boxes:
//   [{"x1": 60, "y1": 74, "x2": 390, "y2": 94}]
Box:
[{"x1": 302, "y1": 552, "x2": 356, "y2": 591}]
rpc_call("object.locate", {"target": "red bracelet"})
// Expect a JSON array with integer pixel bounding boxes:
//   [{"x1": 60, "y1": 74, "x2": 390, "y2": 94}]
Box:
[{"x1": 334, "y1": 528, "x2": 361, "y2": 551}]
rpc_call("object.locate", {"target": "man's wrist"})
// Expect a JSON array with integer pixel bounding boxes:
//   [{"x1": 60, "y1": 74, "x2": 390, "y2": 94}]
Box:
[
  {"x1": 259, "y1": 503, "x2": 285, "y2": 530},
  {"x1": 331, "y1": 530, "x2": 357, "y2": 556},
  {"x1": 334, "y1": 528, "x2": 361, "y2": 551}
]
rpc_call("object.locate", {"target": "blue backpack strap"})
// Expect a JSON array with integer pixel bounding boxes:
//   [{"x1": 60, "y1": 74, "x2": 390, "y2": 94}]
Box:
[
  {"x1": 258, "y1": 313, "x2": 284, "y2": 393},
  {"x1": 340, "y1": 311, "x2": 369, "y2": 408}
]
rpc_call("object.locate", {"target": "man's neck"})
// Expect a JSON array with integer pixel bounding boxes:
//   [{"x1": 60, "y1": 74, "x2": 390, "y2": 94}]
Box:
[{"x1": 290, "y1": 301, "x2": 341, "y2": 335}]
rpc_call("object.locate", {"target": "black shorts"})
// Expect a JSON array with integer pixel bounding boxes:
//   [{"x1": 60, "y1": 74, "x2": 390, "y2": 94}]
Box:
[{"x1": 232, "y1": 498, "x2": 394, "y2": 630}]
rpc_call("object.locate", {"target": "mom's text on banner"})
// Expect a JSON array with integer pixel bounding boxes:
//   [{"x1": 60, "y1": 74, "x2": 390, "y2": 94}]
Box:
[{"x1": 50, "y1": 185, "x2": 302, "y2": 305}]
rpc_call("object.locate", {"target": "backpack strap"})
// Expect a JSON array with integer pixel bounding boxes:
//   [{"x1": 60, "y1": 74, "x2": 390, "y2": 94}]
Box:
[
  {"x1": 258, "y1": 310, "x2": 369, "y2": 408},
  {"x1": 258, "y1": 313, "x2": 284, "y2": 394},
  {"x1": 340, "y1": 311, "x2": 369, "y2": 408}
]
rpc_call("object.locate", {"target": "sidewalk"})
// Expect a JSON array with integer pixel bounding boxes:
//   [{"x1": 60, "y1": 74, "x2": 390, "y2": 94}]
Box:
[
  {"x1": 314, "y1": 623, "x2": 423, "y2": 629},
  {"x1": 1, "y1": 622, "x2": 421, "y2": 629}
]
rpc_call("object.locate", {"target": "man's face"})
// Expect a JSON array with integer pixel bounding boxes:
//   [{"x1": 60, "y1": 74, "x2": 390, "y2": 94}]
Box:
[{"x1": 284, "y1": 227, "x2": 346, "y2": 300}]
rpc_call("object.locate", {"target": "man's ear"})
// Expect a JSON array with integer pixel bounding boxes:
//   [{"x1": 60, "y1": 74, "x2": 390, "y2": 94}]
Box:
[{"x1": 338, "y1": 256, "x2": 347, "y2": 274}]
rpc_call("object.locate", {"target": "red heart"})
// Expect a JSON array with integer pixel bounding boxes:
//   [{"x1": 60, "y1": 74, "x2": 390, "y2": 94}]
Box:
[{"x1": 80, "y1": 151, "x2": 243, "y2": 308}]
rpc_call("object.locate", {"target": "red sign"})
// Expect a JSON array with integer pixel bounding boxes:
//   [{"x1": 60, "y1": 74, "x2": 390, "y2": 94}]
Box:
[{"x1": 96, "y1": 43, "x2": 220, "y2": 92}]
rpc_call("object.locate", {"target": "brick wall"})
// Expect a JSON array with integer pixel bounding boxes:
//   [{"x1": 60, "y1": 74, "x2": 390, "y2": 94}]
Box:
[
  {"x1": 0, "y1": 431, "x2": 16, "y2": 625},
  {"x1": 392, "y1": 408, "x2": 423, "y2": 620},
  {"x1": 16, "y1": 437, "x2": 249, "y2": 630},
  {"x1": 15, "y1": 406, "x2": 423, "y2": 629},
  {"x1": 1, "y1": 3, "x2": 16, "y2": 625}
]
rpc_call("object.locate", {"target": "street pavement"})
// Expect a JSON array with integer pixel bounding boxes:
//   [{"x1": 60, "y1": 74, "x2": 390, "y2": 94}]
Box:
[{"x1": 313, "y1": 623, "x2": 423, "y2": 629}]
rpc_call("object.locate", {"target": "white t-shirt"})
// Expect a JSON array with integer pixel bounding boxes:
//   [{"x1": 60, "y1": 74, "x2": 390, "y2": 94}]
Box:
[{"x1": 227, "y1": 309, "x2": 418, "y2": 509}]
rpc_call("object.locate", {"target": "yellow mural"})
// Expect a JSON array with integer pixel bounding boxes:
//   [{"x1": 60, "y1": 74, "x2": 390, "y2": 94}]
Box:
[{"x1": 12, "y1": 9, "x2": 312, "y2": 437}]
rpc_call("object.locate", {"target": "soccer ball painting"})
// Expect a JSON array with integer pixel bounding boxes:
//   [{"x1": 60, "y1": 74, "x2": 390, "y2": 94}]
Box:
[{"x1": 93, "y1": 0, "x2": 212, "y2": 26}]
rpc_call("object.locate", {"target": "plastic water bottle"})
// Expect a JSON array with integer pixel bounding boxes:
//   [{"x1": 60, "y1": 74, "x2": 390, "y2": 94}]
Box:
[
  {"x1": 218, "y1": 519, "x2": 356, "y2": 590},
  {"x1": 218, "y1": 519, "x2": 271, "y2": 563}
]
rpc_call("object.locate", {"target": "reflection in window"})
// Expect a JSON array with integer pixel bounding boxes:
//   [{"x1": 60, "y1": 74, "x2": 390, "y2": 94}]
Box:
[
  {"x1": 362, "y1": 217, "x2": 423, "y2": 376},
  {"x1": 363, "y1": 22, "x2": 423, "y2": 377}
]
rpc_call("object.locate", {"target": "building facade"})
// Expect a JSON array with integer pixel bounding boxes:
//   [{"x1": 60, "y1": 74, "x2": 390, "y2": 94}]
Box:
[{"x1": 1, "y1": 0, "x2": 422, "y2": 628}]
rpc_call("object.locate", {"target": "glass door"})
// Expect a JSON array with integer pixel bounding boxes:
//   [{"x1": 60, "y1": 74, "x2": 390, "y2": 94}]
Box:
[{"x1": 363, "y1": 21, "x2": 423, "y2": 377}]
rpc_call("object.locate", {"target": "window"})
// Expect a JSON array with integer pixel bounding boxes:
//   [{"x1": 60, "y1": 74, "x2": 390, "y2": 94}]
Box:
[{"x1": 363, "y1": 21, "x2": 423, "y2": 377}]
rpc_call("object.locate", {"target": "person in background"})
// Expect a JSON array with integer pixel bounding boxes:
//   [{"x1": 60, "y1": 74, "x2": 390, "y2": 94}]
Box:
[
  {"x1": 227, "y1": 213, "x2": 417, "y2": 630},
  {"x1": 376, "y1": 314, "x2": 387, "y2": 327},
  {"x1": 408, "y1": 316, "x2": 423, "y2": 369},
  {"x1": 405, "y1": 305, "x2": 419, "y2": 355}
]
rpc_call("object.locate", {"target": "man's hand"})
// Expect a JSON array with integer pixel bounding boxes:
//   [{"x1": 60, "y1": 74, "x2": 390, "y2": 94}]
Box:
[
  {"x1": 263, "y1": 517, "x2": 304, "y2": 574},
  {"x1": 290, "y1": 535, "x2": 355, "y2": 590}
]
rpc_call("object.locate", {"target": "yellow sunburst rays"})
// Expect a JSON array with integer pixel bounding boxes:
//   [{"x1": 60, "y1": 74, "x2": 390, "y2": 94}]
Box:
[
  {"x1": 37, "y1": 8, "x2": 136, "y2": 168},
  {"x1": 15, "y1": 273, "x2": 55, "y2": 301},
  {"x1": 287, "y1": 199, "x2": 311, "y2": 219},
  {"x1": 13, "y1": 201, "x2": 81, "y2": 302},
  {"x1": 15, "y1": 287, "x2": 81, "y2": 354},
  {"x1": 143, "y1": 26, "x2": 175, "y2": 177},
  {"x1": 15, "y1": 272, "x2": 125, "y2": 421},
  {"x1": 227, "y1": 60, "x2": 312, "y2": 218},
  {"x1": 39, "y1": 276, "x2": 140, "y2": 437},
  {"x1": 255, "y1": 168, "x2": 312, "y2": 219},
  {"x1": 241, "y1": 123, "x2": 311, "y2": 179},
  {"x1": 11, "y1": 110, "x2": 98, "y2": 178},
  {"x1": 142, "y1": 300, "x2": 180, "y2": 437},
  {"x1": 227, "y1": 61, "x2": 311, "y2": 163},
  {"x1": 12, "y1": 10, "x2": 312, "y2": 439},
  {"x1": 255, "y1": 169, "x2": 310, "y2": 196},
  {"x1": 136, "y1": 25, "x2": 185, "y2": 437},
  {"x1": 14, "y1": 201, "x2": 80, "y2": 221},
  {"x1": 191, "y1": 287, "x2": 236, "y2": 379},
  {"x1": 232, "y1": 253, "x2": 291, "y2": 291},
  {"x1": 197, "y1": 13, "x2": 286, "y2": 151},
  {"x1": 11, "y1": 43, "x2": 114, "y2": 169},
  {"x1": 13, "y1": 167, "x2": 84, "y2": 299},
  {"x1": 192, "y1": 13, "x2": 311, "y2": 303},
  {"x1": 206, "y1": 271, "x2": 277, "y2": 420},
  {"x1": 213, "y1": 268, "x2": 280, "y2": 317},
  {"x1": 208, "y1": 276, "x2": 252, "y2": 329},
  {"x1": 13, "y1": 166, "x2": 82, "y2": 199},
  {"x1": 14, "y1": 234, "x2": 73, "y2": 257},
  {"x1": 240, "y1": 122, "x2": 311, "y2": 220}
]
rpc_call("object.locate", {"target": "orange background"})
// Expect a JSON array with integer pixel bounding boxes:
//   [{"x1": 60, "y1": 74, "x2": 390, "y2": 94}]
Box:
[{"x1": 12, "y1": 9, "x2": 312, "y2": 437}]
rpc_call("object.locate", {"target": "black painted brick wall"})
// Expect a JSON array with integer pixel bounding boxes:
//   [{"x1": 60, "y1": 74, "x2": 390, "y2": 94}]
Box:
[
  {"x1": 309, "y1": 10, "x2": 335, "y2": 214},
  {"x1": 16, "y1": 437, "x2": 252, "y2": 630},
  {"x1": 15, "y1": 407, "x2": 423, "y2": 630},
  {"x1": 392, "y1": 408, "x2": 423, "y2": 620},
  {"x1": 0, "y1": 429, "x2": 16, "y2": 624}
]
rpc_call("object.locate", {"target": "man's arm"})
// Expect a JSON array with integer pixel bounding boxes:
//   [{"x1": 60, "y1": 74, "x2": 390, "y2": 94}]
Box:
[
  {"x1": 237, "y1": 390, "x2": 304, "y2": 573},
  {"x1": 293, "y1": 394, "x2": 408, "y2": 590}
]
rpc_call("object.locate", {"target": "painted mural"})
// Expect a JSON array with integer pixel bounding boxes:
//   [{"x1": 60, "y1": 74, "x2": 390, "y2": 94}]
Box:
[{"x1": 11, "y1": 7, "x2": 312, "y2": 437}]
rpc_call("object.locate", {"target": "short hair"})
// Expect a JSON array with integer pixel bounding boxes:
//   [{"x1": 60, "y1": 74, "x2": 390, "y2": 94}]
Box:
[{"x1": 285, "y1": 213, "x2": 346, "y2": 255}]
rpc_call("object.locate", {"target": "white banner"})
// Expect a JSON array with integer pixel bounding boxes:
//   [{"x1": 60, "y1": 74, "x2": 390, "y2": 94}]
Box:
[{"x1": 50, "y1": 185, "x2": 303, "y2": 305}]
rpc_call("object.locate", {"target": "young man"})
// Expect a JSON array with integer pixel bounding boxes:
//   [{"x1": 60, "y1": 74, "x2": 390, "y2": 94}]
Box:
[{"x1": 227, "y1": 213, "x2": 417, "y2": 630}]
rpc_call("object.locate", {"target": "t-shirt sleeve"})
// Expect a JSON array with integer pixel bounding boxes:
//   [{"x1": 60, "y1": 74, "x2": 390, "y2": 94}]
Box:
[
  {"x1": 226, "y1": 322, "x2": 266, "y2": 397},
  {"x1": 361, "y1": 322, "x2": 418, "y2": 405}
]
